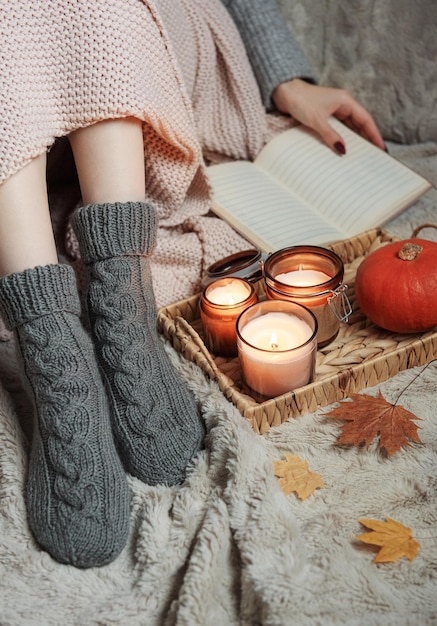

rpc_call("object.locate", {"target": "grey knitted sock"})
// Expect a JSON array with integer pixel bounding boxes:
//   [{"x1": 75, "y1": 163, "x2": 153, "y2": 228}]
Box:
[
  {"x1": 0, "y1": 264, "x2": 130, "y2": 568},
  {"x1": 71, "y1": 202, "x2": 205, "y2": 486}
]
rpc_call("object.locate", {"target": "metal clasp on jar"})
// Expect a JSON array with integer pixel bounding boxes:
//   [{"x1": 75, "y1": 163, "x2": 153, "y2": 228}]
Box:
[{"x1": 327, "y1": 283, "x2": 352, "y2": 322}]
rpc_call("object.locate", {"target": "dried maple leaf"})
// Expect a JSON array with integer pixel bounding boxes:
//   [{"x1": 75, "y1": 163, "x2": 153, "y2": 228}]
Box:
[
  {"x1": 273, "y1": 453, "x2": 324, "y2": 500},
  {"x1": 357, "y1": 517, "x2": 420, "y2": 563},
  {"x1": 326, "y1": 391, "x2": 422, "y2": 456}
]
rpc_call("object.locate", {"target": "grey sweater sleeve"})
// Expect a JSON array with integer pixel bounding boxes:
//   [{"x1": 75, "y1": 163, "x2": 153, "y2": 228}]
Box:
[{"x1": 221, "y1": 0, "x2": 318, "y2": 109}]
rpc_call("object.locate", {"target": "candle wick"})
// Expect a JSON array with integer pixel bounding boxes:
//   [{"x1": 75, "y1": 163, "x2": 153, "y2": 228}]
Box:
[{"x1": 270, "y1": 342, "x2": 279, "y2": 351}]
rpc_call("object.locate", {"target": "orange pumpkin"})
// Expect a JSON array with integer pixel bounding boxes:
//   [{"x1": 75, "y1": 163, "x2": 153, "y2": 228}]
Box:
[{"x1": 355, "y1": 238, "x2": 437, "y2": 333}]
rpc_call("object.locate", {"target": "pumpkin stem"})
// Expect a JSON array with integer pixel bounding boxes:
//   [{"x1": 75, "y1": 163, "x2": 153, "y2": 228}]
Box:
[{"x1": 398, "y1": 243, "x2": 423, "y2": 261}]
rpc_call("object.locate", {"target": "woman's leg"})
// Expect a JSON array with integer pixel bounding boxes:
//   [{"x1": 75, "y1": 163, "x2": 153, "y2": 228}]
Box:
[
  {"x1": 68, "y1": 117, "x2": 146, "y2": 204},
  {"x1": 0, "y1": 155, "x2": 130, "y2": 568},
  {"x1": 69, "y1": 118, "x2": 205, "y2": 487},
  {"x1": 0, "y1": 155, "x2": 58, "y2": 276}
]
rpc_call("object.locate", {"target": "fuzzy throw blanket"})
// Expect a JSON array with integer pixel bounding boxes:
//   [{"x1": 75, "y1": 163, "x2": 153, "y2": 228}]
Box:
[{"x1": 1, "y1": 333, "x2": 436, "y2": 625}]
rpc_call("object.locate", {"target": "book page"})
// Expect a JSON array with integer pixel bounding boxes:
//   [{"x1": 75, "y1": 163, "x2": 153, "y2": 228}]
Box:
[
  {"x1": 207, "y1": 161, "x2": 345, "y2": 252},
  {"x1": 255, "y1": 119, "x2": 431, "y2": 236}
]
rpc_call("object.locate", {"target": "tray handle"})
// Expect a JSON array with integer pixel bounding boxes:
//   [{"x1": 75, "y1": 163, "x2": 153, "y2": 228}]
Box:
[
  {"x1": 173, "y1": 316, "x2": 222, "y2": 379},
  {"x1": 412, "y1": 223, "x2": 437, "y2": 237}
]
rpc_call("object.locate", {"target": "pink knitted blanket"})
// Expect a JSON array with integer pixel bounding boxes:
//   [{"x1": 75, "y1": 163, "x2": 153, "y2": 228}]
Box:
[
  {"x1": 1, "y1": 0, "x2": 291, "y2": 306},
  {"x1": 138, "y1": 0, "x2": 273, "y2": 306}
]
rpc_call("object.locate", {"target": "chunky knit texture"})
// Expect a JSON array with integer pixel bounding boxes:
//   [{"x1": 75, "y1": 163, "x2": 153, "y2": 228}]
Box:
[
  {"x1": 0, "y1": 265, "x2": 131, "y2": 567},
  {"x1": 1, "y1": 0, "x2": 297, "y2": 307},
  {"x1": 222, "y1": 0, "x2": 317, "y2": 108},
  {"x1": 71, "y1": 202, "x2": 206, "y2": 486},
  {"x1": 0, "y1": 0, "x2": 267, "y2": 195}
]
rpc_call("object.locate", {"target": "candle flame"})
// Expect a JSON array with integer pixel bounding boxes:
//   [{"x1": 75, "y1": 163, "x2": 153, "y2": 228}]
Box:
[{"x1": 269, "y1": 332, "x2": 279, "y2": 351}]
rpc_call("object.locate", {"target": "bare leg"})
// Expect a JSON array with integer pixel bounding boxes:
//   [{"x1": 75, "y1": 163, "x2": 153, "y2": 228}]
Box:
[
  {"x1": 0, "y1": 155, "x2": 58, "y2": 276},
  {"x1": 0, "y1": 116, "x2": 146, "y2": 274},
  {"x1": 69, "y1": 117, "x2": 205, "y2": 487},
  {"x1": 69, "y1": 117, "x2": 146, "y2": 204}
]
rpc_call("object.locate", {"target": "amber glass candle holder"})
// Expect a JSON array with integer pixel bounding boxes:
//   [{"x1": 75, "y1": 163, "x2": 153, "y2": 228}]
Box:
[
  {"x1": 200, "y1": 277, "x2": 258, "y2": 356},
  {"x1": 263, "y1": 246, "x2": 352, "y2": 347}
]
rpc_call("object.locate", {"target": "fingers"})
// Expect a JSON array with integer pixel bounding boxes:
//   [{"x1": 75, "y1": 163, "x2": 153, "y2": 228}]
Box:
[
  {"x1": 334, "y1": 98, "x2": 386, "y2": 150},
  {"x1": 272, "y1": 79, "x2": 386, "y2": 153},
  {"x1": 317, "y1": 104, "x2": 386, "y2": 155},
  {"x1": 309, "y1": 117, "x2": 348, "y2": 155}
]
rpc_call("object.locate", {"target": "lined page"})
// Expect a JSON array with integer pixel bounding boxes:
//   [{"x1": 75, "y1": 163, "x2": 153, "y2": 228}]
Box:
[
  {"x1": 207, "y1": 161, "x2": 345, "y2": 252},
  {"x1": 256, "y1": 119, "x2": 431, "y2": 236}
]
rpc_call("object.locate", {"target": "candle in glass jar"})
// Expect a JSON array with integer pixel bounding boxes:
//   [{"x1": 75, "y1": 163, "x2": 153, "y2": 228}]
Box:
[
  {"x1": 237, "y1": 301, "x2": 317, "y2": 398},
  {"x1": 264, "y1": 246, "x2": 350, "y2": 348},
  {"x1": 206, "y1": 279, "x2": 252, "y2": 305},
  {"x1": 276, "y1": 266, "x2": 331, "y2": 287},
  {"x1": 241, "y1": 312, "x2": 312, "y2": 351},
  {"x1": 200, "y1": 277, "x2": 257, "y2": 356}
]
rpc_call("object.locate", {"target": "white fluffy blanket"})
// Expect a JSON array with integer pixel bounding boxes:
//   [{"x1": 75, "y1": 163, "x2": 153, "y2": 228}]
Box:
[{"x1": 0, "y1": 333, "x2": 436, "y2": 625}]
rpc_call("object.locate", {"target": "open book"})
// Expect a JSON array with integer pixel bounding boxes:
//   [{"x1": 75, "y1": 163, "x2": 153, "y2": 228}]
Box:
[{"x1": 207, "y1": 118, "x2": 432, "y2": 252}]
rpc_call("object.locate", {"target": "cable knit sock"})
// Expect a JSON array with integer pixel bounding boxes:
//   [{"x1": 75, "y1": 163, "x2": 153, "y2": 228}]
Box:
[
  {"x1": 71, "y1": 202, "x2": 205, "y2": 486},
  {"x1": 0, "y1": 264, "x2": 130, "y2": 567}
]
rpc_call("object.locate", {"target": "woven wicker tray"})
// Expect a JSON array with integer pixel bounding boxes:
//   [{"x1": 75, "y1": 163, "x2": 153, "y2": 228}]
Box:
[{"x1": 158, "y1": 229, "x2": 437, "y2": 434}]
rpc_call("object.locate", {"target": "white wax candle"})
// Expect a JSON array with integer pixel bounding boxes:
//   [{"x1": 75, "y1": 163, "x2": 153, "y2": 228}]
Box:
[
  {"x1": 238, "y1": 311, "x2": 316, "y2": 397},
  {"x1": 207, "y1": 279, "x2": 250, "y2": 305},
  {"x1": 240, "y1": 312, "x2": 312, "y2": 351},
  {"x1": 276, "y1": 268, "x2": 331, "y2": 287}
]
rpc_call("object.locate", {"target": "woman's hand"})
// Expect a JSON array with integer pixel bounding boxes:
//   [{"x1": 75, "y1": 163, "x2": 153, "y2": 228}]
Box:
[{"x1": 272, "y1": 78, "x2": 385, "y2": 154}]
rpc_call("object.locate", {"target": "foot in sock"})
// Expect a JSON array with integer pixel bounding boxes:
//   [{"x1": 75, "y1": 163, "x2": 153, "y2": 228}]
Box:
[
  {"x1": 0, "y1": 264, "x2": 130, "y2": 568},
  {"x1": 71, "y1": 202, "x2": 205, "y2": 486}
]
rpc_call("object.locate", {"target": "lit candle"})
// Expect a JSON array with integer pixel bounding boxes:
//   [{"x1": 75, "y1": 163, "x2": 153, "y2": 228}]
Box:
[
  {"x1": 276, "y1": 265, "x2": 331, "y2": 287},
  {"x1": 200, "y1": 277, "x2": 258, "y2": 356},
  {"x1": 241, "y1": 312, "x2": 312, "y2": 351},
  {"x1": 264, "y1": 246, "x2": 350, "y2": 348},
  {"x1": 237, "y1": 300, "x2": 317, "y2": 398},
  {"x1": 206, "y1": 279, "x2": 252, "y2": 305}
]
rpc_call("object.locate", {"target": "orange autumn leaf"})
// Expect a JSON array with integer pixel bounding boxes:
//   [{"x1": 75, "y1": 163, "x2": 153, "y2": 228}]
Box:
[
  {"x1": 273, "y1": 453, "x2": 324, "y2": 500},
  {"x1": 326, "y1": 391, "x2": 422, "y2": 456},
  {"x1": 357, "y1": 517, "x2": 420, "y2": 563}
]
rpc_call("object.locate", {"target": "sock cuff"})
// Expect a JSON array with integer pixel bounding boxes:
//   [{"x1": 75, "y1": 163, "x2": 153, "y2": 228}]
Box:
[
  {"x1": 71, "y1": 202, "x2": 158, "y2": 264},
  {"x1": 0, "y1": 264, "x2": 81, "y2": 330}
]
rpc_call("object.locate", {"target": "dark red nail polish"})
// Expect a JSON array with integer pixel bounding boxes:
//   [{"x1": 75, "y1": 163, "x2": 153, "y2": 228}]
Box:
[{"x1": 334, "y1": 141, "x2": 346, "y2": 155}]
